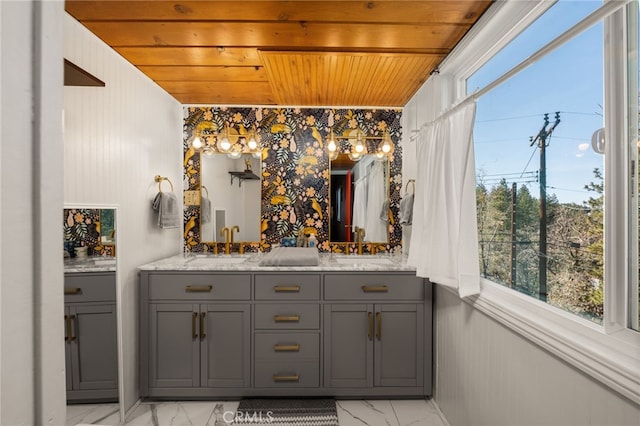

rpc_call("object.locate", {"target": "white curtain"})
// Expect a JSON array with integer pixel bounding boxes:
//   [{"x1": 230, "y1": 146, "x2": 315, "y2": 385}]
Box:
[{"x1": 407, "y1": 98, "x2": 480, "y2": 298}]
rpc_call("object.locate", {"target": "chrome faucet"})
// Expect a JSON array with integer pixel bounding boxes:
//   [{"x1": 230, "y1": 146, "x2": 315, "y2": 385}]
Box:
[
  {"x1": 355, "y1": 226, "x2": 366, "y2": 255},
  {"x1": 220, "y1": 227, "x2": 231, "y2": 255}
]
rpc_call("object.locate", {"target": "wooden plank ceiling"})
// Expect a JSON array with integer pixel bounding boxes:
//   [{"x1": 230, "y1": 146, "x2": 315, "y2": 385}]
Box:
[{"x1": 64, "y1": 1, "x2": 493, "y2": 106}]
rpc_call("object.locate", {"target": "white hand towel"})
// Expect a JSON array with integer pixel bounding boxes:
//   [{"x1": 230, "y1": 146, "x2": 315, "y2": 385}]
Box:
[
  {"x1": 152, "y1": 192, "x2": 180, "y2": 229},
  {"x1": 399, "y1": 193, "x2": 414, "y2": 225}
]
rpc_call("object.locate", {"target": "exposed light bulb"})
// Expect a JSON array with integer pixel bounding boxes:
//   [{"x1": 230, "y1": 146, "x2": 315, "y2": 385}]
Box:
[
  {"x1": 348, "y1": 151, "x2": 362, "y2": 161},
  {"x1": 327, "y1": 139, "x2": 337, "y2": 152},
  {"x1": 202, "y1": 147, "x2": 215, "y2": 156},
  {"x1": 227, "y1": 150, "x2": 242, "y2": 159},
  {"x1": 192, "y1": 136, "x2": 203, "y2": 149},
  {"x1": 218, "y1": 136, "x2": 231, "y2": 152},
  {"x1": 354, "y1": 137, "x2": 365, "y2": 154},
  {"x1": 247, "y1": 136, "x2": 258, "y2": 151},
  {"x1": 379, "y1": 131, "x2": 394, "y2": 154}
]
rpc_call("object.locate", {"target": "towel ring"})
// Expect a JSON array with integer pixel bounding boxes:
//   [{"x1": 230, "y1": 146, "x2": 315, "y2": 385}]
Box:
[
  {"x1": 154, "y1": 175, "x2": 174, "y2": 192},
  {"x1": 201, "y1": 185, "x2": 209, "y2": 198},
  {"x1": 405, "y1": 179, "x2": 415, "y2": 195}
]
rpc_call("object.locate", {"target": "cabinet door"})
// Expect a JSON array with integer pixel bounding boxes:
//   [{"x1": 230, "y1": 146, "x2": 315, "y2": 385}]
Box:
[
  {"x1": 149, "y1": 303, "x2": 199, "y2": 388},
  {"x1": 324, "y1": 304, "x2": 373, "y2": 388},
  {"x1": 374, "y1": 304, "x2": 424, "y2": 387},
  {"x1": 200, "y1": 304, "x2": 250, "y2": 388},
  {"x1": 68, "y1": 304, "x2": 118, "y2": 391}
]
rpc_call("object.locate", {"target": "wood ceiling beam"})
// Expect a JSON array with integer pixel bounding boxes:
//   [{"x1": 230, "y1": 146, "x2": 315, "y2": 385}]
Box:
[
  {"x1": 65, "y1": 1, "x2": 492, "y2": 25},
  {"x1": 81, "y1": 21, "x2": 471, "y2": 50}
]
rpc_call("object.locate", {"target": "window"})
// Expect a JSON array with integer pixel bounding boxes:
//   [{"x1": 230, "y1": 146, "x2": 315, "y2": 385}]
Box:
[{"x1": 469, "y1": 2, "x2": 606, "y2": 323}]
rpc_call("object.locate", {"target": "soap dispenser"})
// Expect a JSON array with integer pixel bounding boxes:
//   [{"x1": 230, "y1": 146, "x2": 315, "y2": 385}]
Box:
[{"x1": 307, "y1": 234, "x2": 318, "y2": 248}]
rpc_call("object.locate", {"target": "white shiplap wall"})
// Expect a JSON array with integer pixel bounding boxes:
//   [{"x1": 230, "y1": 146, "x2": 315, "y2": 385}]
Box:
[
  {"x1": 434, "y1": 288, "x2": 640, "y2": 426},
  {"x1": 63, "y1": 13, "x2": 182, "y2": 416}
]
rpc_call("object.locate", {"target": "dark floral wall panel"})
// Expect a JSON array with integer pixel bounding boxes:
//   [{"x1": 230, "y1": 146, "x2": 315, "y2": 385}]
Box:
[
  {"x1": 63, "y1": 208, "x2": 116, "y2": 257},
  {"x1": 183, "y1": 107, "x2": 403, "y2": 253}
]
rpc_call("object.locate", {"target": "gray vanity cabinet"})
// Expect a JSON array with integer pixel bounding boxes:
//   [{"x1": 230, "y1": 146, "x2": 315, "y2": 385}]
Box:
[
  {"x1": 64, "y1": 272, "x2": 118, "y2": 402},
  {"x1": 139, "y1": 269, "x2": 432, "y2": 398},
  {"x1": 141, "y1": 273, "x2": 251, "y2": 397},
  {"x1": 323, "y1": 273, "x2": 428, "y2": 395}
]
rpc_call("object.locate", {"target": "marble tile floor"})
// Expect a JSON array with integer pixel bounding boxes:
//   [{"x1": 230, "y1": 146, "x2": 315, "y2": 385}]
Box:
[{"x1": 67, "y1": 399, "x2": 448, "y2": 426}]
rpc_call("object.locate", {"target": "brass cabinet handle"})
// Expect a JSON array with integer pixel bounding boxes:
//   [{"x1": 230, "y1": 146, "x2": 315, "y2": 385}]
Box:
[
  {"x1": 64, "y1": 315, "x2": 70, "y2": 342},
  {"x1": 199, "y1": 312, "x2": 206, "y2": 340},
  {"x1": 64, "y1": 287, "x2": 82, "y2": 295},
  {"x1": 273, "y1": 285, "x2": 301, "y2": 293},
  {"x1": 185, "y1": 285, "x2": 212, "y2": 293},
  {"x1": 273, "y1": 315, "x2": 300, "y2": 322},
  {"x1": 273, "y1": 344, "x2": 300, "y2": 352},
  {"x1": 376, "y1": 312, "x2": 382, "y2": 341},
  {"x1": 192, "y1": 312, "x2": 198, "y2": 339},
  {"x1": 361, "y1": 285, "x2": 388, "y2": 293},
  {"x1": 368, "y1": 312, "x2": 373, "y2": 341},
  {"x1": 273, "y1": 373, "x2": 299, "y2": 382},
  {"x1": 69, "y1": 315, "x2": 76, "y2": 341}
]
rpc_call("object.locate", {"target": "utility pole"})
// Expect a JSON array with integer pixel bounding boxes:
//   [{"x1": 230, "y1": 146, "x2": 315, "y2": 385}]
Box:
[
  {"x1": 510, "y1": 182, "x2": 517, "y2": 289},
  {"x1": 530, "y1": 112, "x2": 561, "y2": 302}
]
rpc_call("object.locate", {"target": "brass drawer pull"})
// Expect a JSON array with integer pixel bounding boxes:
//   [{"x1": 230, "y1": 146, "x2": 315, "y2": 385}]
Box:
[
  {"x1": 199, "y1": 312, "x2": 206, "y2": 340},
  {"x1": 192, "y1": 312, "x2": 198, "y2": 339},
  {"x1": 361, "y1": 285, "x2": 388, "y2": 293},
  {"x1": 273, "y1": 285, "x2": 301, "y2": 293},
  {"x1": 273, "y1": 373, "x2": 299, "y2": 382},
  {"x1": 273, "y1": 315, "x2": 300, "y2": 322},
  {"x1": 368, "y1": 312, "x2": 373, "y2": 341},
  {"x1": 64, "y1": 287, "x2": 82, "y2": 295},
  {"x1": 185, "y1": 285, "x2": 212, "y2": 293},
  {"x1": 69, "y1": 315, "x2": 76, "y2": 341},
  {"x1": 376, "y1": 312, "x2": 382, "y2": 340},
  {"x1": 273, "y1": 344, "x2": 300, "y2": 352}
]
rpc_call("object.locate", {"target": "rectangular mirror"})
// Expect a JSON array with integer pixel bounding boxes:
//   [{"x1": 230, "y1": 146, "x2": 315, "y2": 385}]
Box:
[
  {"x1": 330, "y1": 154, "x2": 390, "y2": 243},
  {"x1": 200, "y1": 153, "x2": 261, "y2": 243}
]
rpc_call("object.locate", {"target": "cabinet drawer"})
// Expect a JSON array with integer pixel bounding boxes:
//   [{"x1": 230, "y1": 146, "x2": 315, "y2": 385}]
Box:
[
  {"x1": 254, "y1": 274, "x2": 320, "y2": 300},
  {"x1": 254, "y1": 360, "x2": 319, "y2": 388},
  {"x1": 64, "y1": 273, "x2": 115, "y2": 303},
  {"x1": 324, "y1": 274, "x2": 424, "y2": 301},
  {"x1": 148, "y1": 273, "x2": 250, "y2": 300},
  {"x1": 254, "y1": 332, "x2": 319, "y2": 360},
  {"x1": 254, "y1": 304, "x2": 320, "y2": 329}
]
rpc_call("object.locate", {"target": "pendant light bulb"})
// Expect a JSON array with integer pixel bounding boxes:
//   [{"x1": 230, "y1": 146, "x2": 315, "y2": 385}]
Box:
[{"x1": 348, "y1": 151, "x2": 362, "y2": 161}]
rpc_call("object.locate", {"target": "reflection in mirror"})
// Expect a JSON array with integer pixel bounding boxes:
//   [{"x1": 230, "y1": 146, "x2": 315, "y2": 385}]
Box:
[
  {"x1": 330, "y1": 154, "x2": 389, "y2": 243},
  {"x1": 63, "y1": 207, "x2": 118, "y2": 408},
  {"x1": 200, "y1": 153, "x2": 261, "y2": 243}
]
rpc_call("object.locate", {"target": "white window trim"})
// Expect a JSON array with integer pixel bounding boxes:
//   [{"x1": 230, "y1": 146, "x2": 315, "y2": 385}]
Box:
[{"x1": 436, "y1": 0, "x2": 640, "y2": 405}]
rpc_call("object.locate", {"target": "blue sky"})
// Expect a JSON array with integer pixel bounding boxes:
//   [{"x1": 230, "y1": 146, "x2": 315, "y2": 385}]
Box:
[{"x1": 469, "y1": 1, "x2": 604, "y2": 204}]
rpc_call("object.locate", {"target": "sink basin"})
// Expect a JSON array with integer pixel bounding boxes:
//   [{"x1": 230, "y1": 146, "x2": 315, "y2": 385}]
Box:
[
  {"x1": 334, "y1": 257, "x2": 395, "y2": 265},
  {"x1": 188, "y1": 256, "x2": 247, "y2": 265}
]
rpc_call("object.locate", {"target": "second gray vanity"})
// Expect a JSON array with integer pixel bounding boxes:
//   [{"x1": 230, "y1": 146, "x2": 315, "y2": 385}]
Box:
[{"x1": 138, "y1": 254, "x2": 432, "y2": 399}]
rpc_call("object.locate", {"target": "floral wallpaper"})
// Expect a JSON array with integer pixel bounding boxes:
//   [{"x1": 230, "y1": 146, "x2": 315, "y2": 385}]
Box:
[
  {"x1": 63, "y1": 208, "x2": 116, "y2": 257},
  {"x1": 183, "y1": 107, "x2": 403, "y2": 253}
]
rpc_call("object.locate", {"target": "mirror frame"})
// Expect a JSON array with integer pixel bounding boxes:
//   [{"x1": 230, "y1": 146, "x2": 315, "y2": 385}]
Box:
[
  {"x1": 63, "y1": 203, "x2": 123, "y2": 419},
  {"x1": 329, "y1": 153, "x2": 391, "y2": 245},
  {"x1": 198, "y1": 152, "x2": 262, "y2": 245}
]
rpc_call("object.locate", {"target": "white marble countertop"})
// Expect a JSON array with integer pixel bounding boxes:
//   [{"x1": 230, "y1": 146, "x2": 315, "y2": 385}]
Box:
[
  {"x1": 138, "y1": 252, "x2": 416, "y2": 272},
  {"x1": 64, "y1": 257, "x2": 117, "y2": 273}
]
